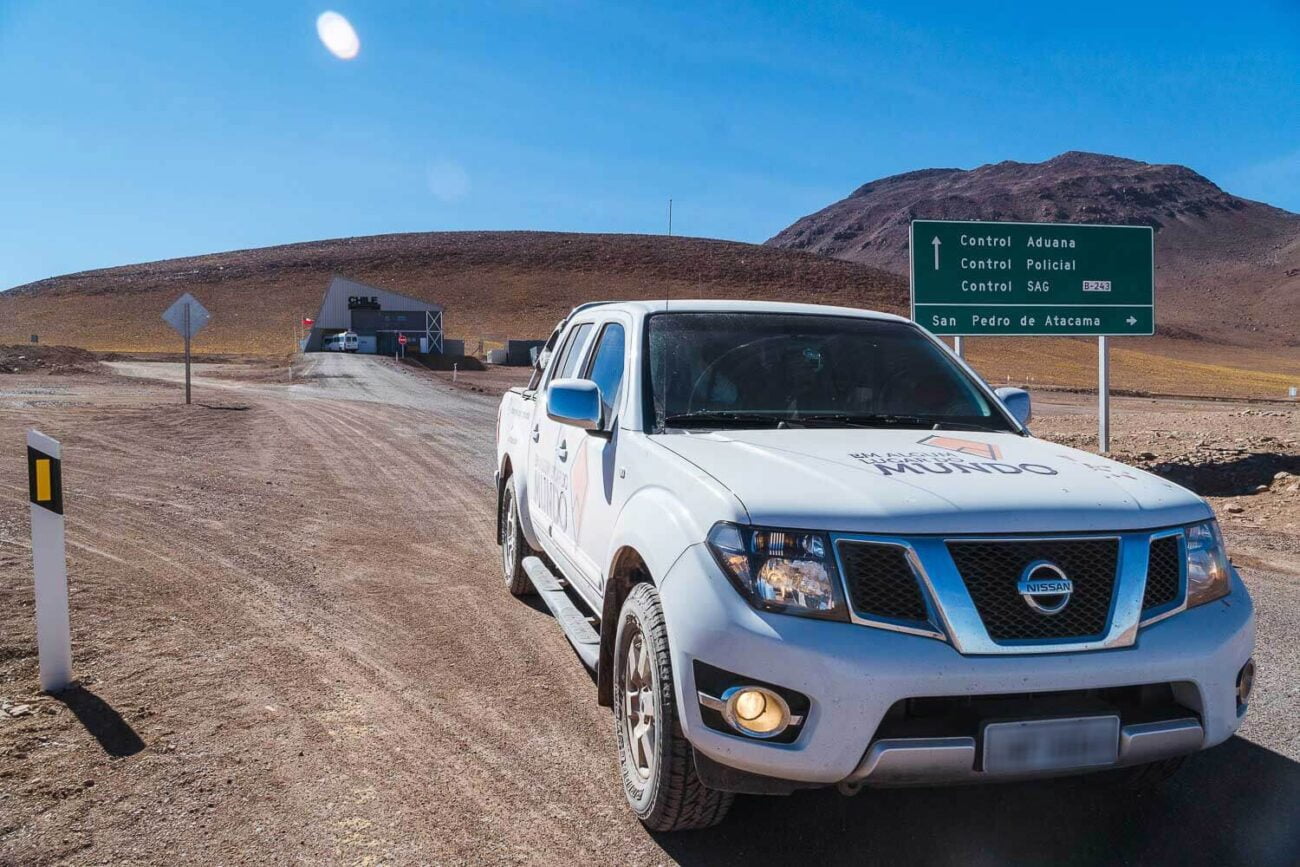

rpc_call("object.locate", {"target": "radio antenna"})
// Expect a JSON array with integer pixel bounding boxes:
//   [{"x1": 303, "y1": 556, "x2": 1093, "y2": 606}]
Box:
[{"x1": 665, "y1": 197, "x2": 673, "y2": 311}]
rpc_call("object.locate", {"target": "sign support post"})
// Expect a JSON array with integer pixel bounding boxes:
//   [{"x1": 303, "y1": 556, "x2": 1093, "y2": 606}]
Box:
[
  {"x1": 183, "y1": 302, "x2": 192, "y2": 405},
  {"x1": 27, "y1": 430, "x2": 71, "y2": 693},
  {"x1": 162, "y1": 293, "x2": 211, "y2": 405},
  {"x1": 953, "y1": 336, "x2": 964, "y2": 358},
  {"x1": 1098, "y1": 336, "x2": 1110, "y2": 453}
]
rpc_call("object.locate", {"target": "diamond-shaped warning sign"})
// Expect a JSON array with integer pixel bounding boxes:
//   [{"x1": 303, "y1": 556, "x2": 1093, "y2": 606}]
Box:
[{"x1": 162, "y1": 293, "x2": 211, "y2": 339}]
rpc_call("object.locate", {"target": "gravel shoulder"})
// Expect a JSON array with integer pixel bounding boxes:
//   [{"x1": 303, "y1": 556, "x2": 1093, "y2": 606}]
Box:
[{"x1": 0, "y1": 360, "x2": 1296, "y2": 865}]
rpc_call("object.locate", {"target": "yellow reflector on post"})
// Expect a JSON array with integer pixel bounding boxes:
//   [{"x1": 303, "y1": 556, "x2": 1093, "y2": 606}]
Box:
[{"x1": 35, "y1": 458, "x2": 52, "y2": 502}]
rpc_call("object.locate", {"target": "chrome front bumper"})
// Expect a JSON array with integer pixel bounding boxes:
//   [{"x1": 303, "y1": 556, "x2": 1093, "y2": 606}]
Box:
[
  {"x1": 661, "y1": 543, "x2": 1254, "y2": 786},
  {"x1": 845, "y1": 717, "x2": 1205, "y2": 787}
]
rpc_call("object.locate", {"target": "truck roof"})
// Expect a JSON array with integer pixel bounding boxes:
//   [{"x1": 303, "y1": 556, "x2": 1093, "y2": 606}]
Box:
[{"x1": 566, "y1": 298, "x2": 912, "y2": 323}]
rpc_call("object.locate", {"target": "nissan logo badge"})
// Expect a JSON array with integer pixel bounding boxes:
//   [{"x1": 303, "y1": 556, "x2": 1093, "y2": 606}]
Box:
[{"x1": 1016, "y1": 560, "x2": 1073, "y2": 616}]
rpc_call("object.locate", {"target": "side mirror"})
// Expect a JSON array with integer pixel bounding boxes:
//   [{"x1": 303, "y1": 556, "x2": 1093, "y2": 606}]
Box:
[
  {"x1": 547, "y1": 378, "x2": 603, "y2": 431},
  {"x1": 994, "y1": 386, "x2": 1032, "y2": 427}
]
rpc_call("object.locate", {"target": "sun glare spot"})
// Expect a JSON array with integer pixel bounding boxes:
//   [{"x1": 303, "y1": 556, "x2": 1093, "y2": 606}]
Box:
[
  {"x1": 428, "y1": 161, "x2": 471, "y2": 203},
  {"x1": 316, "y1": 11, "x2": 360, "y2": 60}
]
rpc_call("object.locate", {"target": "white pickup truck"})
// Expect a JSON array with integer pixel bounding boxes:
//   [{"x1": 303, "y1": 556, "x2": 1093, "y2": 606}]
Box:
[{"x1": 494, "y1": 300, "x2": 1255, "y2": 831}]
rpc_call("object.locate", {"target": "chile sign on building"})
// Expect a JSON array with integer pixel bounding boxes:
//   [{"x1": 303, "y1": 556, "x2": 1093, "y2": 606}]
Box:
[{"x1": 910, "y1": 220, "x2": 1154, "y2": 336}]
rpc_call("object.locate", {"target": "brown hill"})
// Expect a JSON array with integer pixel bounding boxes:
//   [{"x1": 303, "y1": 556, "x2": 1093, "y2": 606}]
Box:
[
  {"x1": 0, "y1": 226, "x2": 1295, "y2": 400},
  {"x1": 0, "y1": 232, "x2": 906, "y2": 355},
  {"x1": 767, "y1": 152, "x2": 1300, "y2": 347}
]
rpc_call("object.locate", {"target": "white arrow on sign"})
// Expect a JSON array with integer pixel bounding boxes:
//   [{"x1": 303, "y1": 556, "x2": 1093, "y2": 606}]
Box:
[
  {"x1": 1126, "y1": 315, "x2": 1138, "y2": 326},
  {"x1": 931, "y1": 237, "x2": 941, "y2": 270},
  {"x1": 162, "y1": 293, "x2": 211, "y2": 339}
]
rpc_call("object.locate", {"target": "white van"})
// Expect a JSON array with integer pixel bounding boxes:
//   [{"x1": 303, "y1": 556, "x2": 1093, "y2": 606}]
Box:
[{"x1": 323, "y1": 331, "x2": 359, "y2": 352}]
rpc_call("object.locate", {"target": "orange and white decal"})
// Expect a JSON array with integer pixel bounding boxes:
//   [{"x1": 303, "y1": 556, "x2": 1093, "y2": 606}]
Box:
[{"x1": 918, "y1": 434, "x2": 1002, "y2": 461}]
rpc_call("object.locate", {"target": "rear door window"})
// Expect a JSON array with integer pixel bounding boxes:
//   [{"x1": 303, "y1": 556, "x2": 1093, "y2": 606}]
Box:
[{"x1": 549, "y1": 322, "x2": 594, "y2": 384}]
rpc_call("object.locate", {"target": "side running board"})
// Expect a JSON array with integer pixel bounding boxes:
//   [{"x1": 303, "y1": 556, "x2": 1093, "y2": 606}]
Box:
[{"x1": 522, "y1": 557, "x2": 600, "y2": 670}]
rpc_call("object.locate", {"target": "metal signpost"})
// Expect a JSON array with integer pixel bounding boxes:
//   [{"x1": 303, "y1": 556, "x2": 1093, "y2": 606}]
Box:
[
  {"x1": 27, "y1": 430, "x2": 71, "y2": 693},
  {"x1": 910, "y1": 220, "x2": 1154, "y2": 453},
  {"x1": 162, "y1": 293, "x2": 211, "y2": 405}
]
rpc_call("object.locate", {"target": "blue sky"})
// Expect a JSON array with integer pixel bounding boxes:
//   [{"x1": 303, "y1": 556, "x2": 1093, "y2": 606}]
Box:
[{"x1": 1, "y1": 0, "x2": 1297, "y2": 289}]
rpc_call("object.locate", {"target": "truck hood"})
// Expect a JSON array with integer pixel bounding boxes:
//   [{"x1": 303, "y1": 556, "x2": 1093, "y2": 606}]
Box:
[{"x1": 654, "y1": 428, "x2": 1210, "y2": 534}]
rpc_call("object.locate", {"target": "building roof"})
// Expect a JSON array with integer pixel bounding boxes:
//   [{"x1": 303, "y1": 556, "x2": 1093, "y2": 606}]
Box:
[{"x1": 312, "y1": 275, "x2": 443, "y2": 329}]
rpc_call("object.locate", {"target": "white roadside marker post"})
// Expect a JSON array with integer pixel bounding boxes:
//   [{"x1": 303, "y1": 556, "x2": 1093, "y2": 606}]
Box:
[{"x1": 27, "y1": 430, "x2": 72, "y2": 693}]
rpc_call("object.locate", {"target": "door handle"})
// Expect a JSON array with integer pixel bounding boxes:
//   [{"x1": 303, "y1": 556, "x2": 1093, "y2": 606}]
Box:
[
  {"x1": 556, "y1": 440, "x2": 568, "y2": 461},
  {"x1": 531, "y1": 424, "x2": 540, "y2": 442}
]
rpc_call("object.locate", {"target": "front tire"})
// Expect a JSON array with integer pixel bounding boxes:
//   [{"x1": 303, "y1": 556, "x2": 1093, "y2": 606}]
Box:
[
  {"x1": 614, "y1": 582, "x2": 733, "y2": 831},
  {"x1": 500, "y1": 482, "x2": 533, "y2": 596}
]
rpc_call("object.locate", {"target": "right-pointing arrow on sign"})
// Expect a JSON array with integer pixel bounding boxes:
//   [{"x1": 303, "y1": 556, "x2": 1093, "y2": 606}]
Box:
[
  {"x1": 1126, "y1": 316, "x2": 1138, "y2": 326},
  {"x1": 931, "y1": 237, "x2": 941, "y2": 270}
]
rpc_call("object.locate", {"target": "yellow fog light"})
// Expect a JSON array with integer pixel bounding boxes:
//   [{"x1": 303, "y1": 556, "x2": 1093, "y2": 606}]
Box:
[
  {"x1": 723, "y1": 686, "x2": 792, "y2": 738},
  {"x1": 734, "y1": 689, "x2": 766, "y2": 721}
]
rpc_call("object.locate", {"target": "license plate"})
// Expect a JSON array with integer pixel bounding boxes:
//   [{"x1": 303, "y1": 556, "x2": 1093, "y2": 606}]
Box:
[{"x1": 982, "y1": 715, "x2": 1120, "y2": 775}]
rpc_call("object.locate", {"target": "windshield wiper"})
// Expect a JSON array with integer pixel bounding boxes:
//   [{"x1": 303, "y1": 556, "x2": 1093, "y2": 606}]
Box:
[
  {"x1": 929, "y1": 420, "x2": 1014, "y2": 433},
  {"x1": 661, "y1": 411, "x2": 786, "y2": 429},
  {"x1": 661, "y1": 411, "x2": 1013, "y2": 433},
  {"x1": 781, "y1": 414, "x2": 1016, "y2": 432},
  {"x1": 791, "y1": 413, "x2": 933, "y2": 429}
]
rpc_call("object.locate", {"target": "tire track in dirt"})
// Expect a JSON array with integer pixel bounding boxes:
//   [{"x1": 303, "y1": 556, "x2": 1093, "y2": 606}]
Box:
[
  {"x1": 246, "y1": 383, "x2": 629, "y2": 859},
  {"x1": 13, "y1": 358, "x2": 650, "y2": 863}
]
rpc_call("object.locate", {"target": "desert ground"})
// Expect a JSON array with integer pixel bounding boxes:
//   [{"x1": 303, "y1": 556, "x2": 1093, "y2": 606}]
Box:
[{"x1": 1, "y1": 356, "x2": 1297, "y2": 865}]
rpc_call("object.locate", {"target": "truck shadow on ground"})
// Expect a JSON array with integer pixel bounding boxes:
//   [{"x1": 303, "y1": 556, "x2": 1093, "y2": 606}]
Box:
[
  {"x1": 1149, "y1": 452, "x2": 1300, "y2": 497},
  {"x1": 652, "y1": 737, "x2": 1300, "y2": 866}
]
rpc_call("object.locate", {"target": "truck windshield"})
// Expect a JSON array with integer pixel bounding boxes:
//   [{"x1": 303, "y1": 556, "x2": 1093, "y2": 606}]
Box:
[{"x1": 646, "y1": 312, "x2": 1015, "y2": 432}]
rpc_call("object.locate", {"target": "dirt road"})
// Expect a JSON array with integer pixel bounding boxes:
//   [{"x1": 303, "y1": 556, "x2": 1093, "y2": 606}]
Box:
[{"x1": 2, "y1": 357, "x2": 1298, "y2": 865}]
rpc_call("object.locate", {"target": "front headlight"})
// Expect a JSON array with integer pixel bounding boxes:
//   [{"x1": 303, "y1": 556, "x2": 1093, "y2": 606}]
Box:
[
  {"x1": 706, "y1": 522, "x2": 848, "y2": 620},
  {"x1": 1186, "y1": 520, "x2": 1231, "y2": 607}
]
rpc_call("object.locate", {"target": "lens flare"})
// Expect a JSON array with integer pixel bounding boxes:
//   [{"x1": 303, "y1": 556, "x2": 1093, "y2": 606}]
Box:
[{"x1": 316, "y1": 11, "x2": 360, "y2": 60}]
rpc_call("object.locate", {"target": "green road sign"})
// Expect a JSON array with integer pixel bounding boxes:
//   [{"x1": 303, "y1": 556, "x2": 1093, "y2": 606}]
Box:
[{"x1": 909, "y1": 220, "x2": 1154, "y2": 336}]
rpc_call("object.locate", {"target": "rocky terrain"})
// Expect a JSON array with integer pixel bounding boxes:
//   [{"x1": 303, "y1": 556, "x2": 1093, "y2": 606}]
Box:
[
  {"x1": 1034, "y1": 398, "x2": 1299, "y2": 570},
  {"x1": 768, "y1": 152, "x2": 1300, "y2": 347},
  {"x1": 0, "y1": 345, "x2": 102, "y2": 376}
]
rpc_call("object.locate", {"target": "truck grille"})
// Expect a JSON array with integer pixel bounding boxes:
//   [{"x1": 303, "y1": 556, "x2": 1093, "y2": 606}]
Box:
[
  {"x1": 946, "y1": 539, "x2": 1119, "y2": 642},
  {"x1": 1142, "y1": 534, "x2": 1182, "y2": 613},
  {"x1": 838, "y1": 541, "x2": 929, "y2": 623}
]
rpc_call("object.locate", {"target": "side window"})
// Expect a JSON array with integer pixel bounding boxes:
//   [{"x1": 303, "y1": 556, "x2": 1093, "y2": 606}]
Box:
[
  {"x1": 584, "y1": 323, "x2": 626, "y2": 421},
  {"x1": 549, "y1": 322, "x2": 593, "y2": 384}
]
